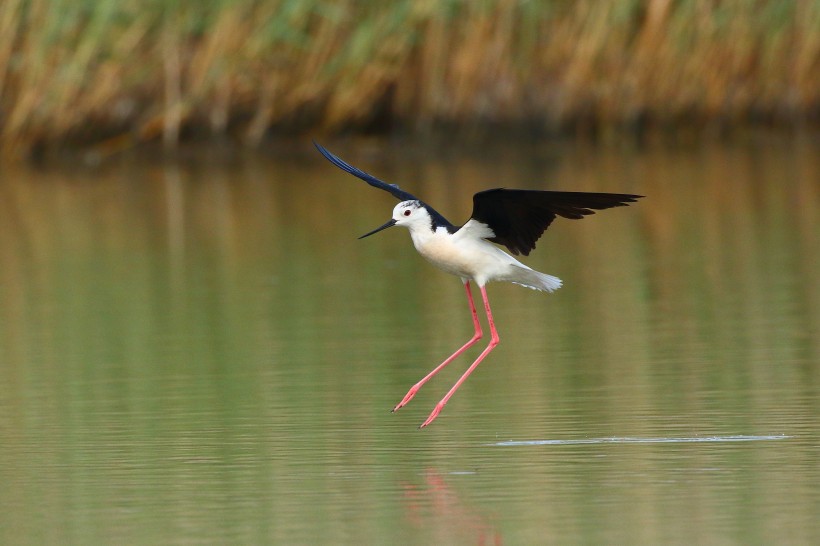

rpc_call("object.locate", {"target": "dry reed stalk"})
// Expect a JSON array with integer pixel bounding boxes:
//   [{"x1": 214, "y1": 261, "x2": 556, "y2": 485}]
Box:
[{"x1": 0, "y1": 0, "x2": 24, "y2": 106}]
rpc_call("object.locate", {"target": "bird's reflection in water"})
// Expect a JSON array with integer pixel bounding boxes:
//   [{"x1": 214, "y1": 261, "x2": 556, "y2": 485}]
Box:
[{"x1": 401, "y1": 469, "x2": 503, "y2": 545}]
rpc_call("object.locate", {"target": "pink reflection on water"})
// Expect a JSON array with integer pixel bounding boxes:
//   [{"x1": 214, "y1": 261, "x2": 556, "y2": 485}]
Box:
[{"x1": 402, "y1": 469, "x2": 503, "y2": 545}]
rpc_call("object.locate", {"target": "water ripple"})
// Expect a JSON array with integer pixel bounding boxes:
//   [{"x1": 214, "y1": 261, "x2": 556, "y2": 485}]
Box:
[{"x1": 489, "y1": 435, "x2": 793, "y2": 447}]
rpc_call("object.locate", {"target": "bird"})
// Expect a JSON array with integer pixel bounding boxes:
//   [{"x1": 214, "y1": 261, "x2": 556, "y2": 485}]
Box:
[{"x1": 315, "y1": 142, "x2": 642, "y2": 428}]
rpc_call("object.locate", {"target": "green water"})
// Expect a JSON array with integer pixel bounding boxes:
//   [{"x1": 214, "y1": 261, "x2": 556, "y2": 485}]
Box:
[{"x1": 1, "y1": 137, "x2": 818, "y2": 545}]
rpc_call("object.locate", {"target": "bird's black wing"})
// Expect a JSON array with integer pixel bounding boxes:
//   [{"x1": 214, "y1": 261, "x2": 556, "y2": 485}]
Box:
[
  {"x1": 314, "y1": 142, "x2": 419, "y2": 202},
  {"x1": 314, "y1": 141, "x2": 457, "y2": 231},
  {"x1": 470, "y1": 189, "x2": 643, "y2": 256}
]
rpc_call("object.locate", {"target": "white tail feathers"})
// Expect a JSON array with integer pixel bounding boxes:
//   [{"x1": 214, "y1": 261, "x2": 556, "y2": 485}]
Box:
[{"x1": 508, "y1": 266, "x2": 563, "y2": 292}]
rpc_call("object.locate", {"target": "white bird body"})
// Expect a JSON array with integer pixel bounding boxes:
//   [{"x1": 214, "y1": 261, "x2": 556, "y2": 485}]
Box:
[{"x1": 396, "y1": 201, "x2": 563, "y2": 292}]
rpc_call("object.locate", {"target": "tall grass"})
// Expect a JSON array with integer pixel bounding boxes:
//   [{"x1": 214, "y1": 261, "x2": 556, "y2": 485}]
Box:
[{"x1": 0, "y1": 0, "x2": 818, "y2": 158}]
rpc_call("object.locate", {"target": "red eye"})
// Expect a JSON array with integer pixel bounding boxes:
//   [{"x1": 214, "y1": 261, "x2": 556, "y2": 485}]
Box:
[{"x1": 403, "y1": 209, "x2": 411, "y2": 216}]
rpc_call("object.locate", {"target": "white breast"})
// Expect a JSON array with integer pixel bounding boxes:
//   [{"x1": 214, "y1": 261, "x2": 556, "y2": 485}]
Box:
[{"x1": 409, "y1": 223, "x2": 526, "y2": 285}]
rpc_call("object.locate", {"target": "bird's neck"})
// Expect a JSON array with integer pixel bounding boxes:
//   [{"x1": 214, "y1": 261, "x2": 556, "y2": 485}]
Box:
[{"x1": 408, "y1": 224, "x2": 444, "y2": 250}]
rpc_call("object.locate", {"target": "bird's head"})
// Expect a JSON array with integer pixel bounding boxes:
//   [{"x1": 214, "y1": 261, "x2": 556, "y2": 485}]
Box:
[{"x1": 359, "y1": 200, "x2": 431, "y2": 239}]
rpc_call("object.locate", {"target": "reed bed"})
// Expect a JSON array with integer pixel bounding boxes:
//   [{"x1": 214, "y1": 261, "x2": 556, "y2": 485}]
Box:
[{"x1": 0, "y1": 0, "x2": 819, "y2": 158}]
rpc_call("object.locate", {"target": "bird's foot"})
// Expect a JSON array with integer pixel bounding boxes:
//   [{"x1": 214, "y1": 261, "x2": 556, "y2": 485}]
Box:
[
  {"x1": 392, "y1": 385, "x2": 420, "y2": 413},
  {"x1": 419, "y1": 403, "x2": 445, "y2": 429}
]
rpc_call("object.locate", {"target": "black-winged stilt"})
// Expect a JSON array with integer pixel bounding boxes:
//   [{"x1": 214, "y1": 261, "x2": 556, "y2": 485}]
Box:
[{"x1": 315, "y1": 142, "x2": 642, "y2": 428}]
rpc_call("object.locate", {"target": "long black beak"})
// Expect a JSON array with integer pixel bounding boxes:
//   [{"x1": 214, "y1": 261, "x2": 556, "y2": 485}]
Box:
[{"x1": 359, "y1": 219, "x2": 397, "y2": 239}]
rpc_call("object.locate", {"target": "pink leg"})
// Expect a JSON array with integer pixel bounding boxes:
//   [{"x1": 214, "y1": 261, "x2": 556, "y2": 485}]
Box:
[
  {"x1": 420, "y1": 284, "x2": 499, "y2": 428},
  {"x1": 392, "y1": 281, "x2": 483, "y2": 413}
]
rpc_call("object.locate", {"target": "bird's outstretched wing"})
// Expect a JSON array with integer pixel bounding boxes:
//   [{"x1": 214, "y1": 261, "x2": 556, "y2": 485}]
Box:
[
  {"x1": 314, "y1": 142, "x2": 419, "y2": 202},
  {"x1": 470, "y1": 189, "x2": 643, "y2": 256}
]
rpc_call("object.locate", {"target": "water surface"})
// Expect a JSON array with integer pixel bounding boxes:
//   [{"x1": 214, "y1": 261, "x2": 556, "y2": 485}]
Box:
[{"x1": 1, "y1": 136, "x2": 818, "y2": 544}]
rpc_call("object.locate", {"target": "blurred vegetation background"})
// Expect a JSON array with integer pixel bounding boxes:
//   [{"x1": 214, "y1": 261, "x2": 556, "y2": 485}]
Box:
[{"x1": 0, "y1": 0, "x2": 819, "y2": 158}]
